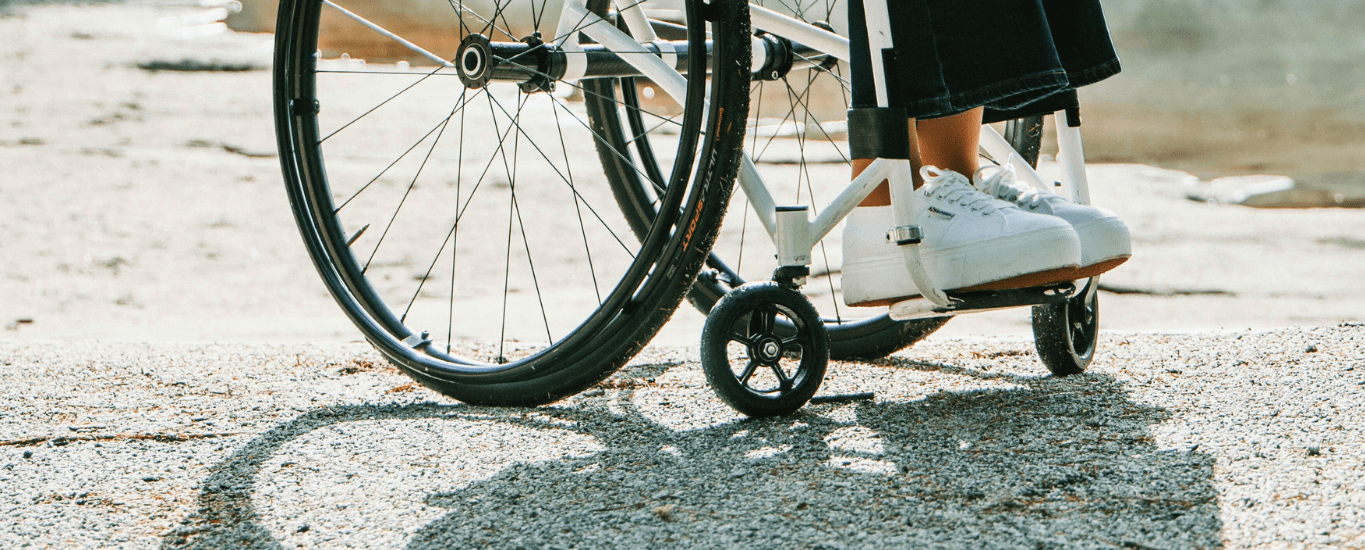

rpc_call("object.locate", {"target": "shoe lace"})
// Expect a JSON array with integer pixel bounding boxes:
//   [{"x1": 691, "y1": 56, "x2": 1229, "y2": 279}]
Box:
[
  {"x1": 919, "y1": 166, "x2": 1000, "y2": 214},
  {"x1": 973, "y1": 161, "x2": 1045, "y2": 209}
]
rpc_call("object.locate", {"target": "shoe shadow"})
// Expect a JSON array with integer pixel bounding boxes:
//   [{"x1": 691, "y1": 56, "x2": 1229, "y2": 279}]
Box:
[{"x1": 161, "y1": 359, "x2": 1223, "y2": 549}]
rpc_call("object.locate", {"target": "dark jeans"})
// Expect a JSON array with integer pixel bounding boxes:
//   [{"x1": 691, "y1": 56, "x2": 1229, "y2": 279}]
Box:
[{"x1": 848, "y1": 0, "x2": 1121, "y2": 120}]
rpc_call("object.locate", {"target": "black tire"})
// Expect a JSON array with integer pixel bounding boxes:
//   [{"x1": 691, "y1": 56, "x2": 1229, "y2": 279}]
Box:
[
  {"x1": 701, "y1": 282, "x2": 828, "y2": 418},
  {"x1": 596, "y1": 3, "x2": 1048, "y2": 361},
  {"x1": 274, "y1": 0, "x2": 749, "y2": 405},
  {"x1": 1033, "y1": 275, "x2": 1100, "y2": 376}
]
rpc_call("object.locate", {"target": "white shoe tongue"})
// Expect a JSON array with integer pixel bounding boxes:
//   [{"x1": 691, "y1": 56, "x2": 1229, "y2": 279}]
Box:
[
  {"x1": 929, "y1": 171, "x2": 971, "y2": 189},
  {"x1": 979, "y1": 172, "x2": 1021, "y2": 198}
]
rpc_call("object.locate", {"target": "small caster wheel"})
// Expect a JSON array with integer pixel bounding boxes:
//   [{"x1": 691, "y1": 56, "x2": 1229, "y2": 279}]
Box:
[
  {"x1": 700, "y1": 282, "x2": 829, "y2": 418},
  {"x1": 1032, "y1": 277, "x2": 1100, "y2": 376}
]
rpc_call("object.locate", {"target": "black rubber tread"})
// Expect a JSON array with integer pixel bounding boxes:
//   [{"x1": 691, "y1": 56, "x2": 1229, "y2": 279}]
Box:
[
  {"x1": 1032, "y1": 279, "x2": 1099, "y2": 376},
  {"x1": 701, "y1": 282, "x2": 828, "y2": 418},
  {"x1": 274, "y1": 0, "x2": 750, "y2": 406}
]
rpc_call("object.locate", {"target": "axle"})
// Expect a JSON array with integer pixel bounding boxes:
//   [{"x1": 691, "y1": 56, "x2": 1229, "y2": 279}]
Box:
[
  {"x1": 456, "y1": 30, "x2": 834, "y2": 92},
  {"x1": 456, "y1": 32, "x2": 700, "y2": 92}
]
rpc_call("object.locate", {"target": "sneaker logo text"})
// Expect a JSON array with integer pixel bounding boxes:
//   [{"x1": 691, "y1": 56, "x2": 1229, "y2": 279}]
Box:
[{"x1": 928, "y1": 206, "x2": 955, "y2": 219}]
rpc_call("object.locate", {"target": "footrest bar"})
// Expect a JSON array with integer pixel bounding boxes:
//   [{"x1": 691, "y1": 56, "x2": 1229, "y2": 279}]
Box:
[{"x1": 888, "y1": 283, "x2": 1076, "y2": 321}]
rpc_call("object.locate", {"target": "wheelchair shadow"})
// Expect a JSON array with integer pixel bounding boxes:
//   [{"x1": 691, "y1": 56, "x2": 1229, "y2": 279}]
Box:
[{"x1": 162, "y1": 359, "x2": 1223, "y2": 549}]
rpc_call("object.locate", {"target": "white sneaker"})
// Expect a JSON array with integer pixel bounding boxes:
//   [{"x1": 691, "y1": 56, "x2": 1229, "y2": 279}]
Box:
[
  {"x1": 841, "y1": 167, "x2": 1082, "y2": 307},
  {"x1": 973, "y1": 164, "x2": 1131, "y2": 279}
]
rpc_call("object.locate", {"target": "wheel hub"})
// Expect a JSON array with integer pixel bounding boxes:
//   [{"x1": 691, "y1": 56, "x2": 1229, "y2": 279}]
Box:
[
  {"x1": 457, "y1": 33, "x2": 494, "y2": 89},
  {"x1": 756, "y1": 338, "x2": 782, "y2": 362}
]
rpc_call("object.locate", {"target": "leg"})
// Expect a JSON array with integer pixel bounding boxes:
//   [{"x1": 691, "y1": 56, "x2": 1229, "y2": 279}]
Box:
[
  {"x1": 916, "y1": 107, "x2": 983, "y2": 177},
  {"x1": 854, "y1": 107, "x2": 983, "y2": 206}
]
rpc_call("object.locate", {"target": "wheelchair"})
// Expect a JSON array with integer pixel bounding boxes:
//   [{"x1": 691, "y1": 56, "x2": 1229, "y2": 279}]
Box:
[{"x1": 274, "y1": 0, "x2": 1103, "y2": 416}]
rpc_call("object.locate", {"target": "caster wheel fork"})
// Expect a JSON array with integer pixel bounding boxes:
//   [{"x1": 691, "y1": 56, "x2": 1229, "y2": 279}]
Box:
[{"x1": 700, "y1": 282, "x2": 829, "y2": 418}]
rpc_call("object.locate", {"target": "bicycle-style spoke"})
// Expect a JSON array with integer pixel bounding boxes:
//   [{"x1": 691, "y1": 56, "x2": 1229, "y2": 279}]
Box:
[
  {"x1": 322, "y1": 1, "x2": 454, "y2": 67},
  {"x1": 316, "y1": 68, "x2": 451, "y2": 76},
  {"x1": 445, "y1": 0, "x2": 471, "y2": 37},
  {"x1": 446, "y1": 83, "x2": 470, "y2": 354},
  {"x1": 362, "y1": 101, "x2": 459, "y2": 273},
  {"x1": 483, "y1": 89, "x2": 554, "y2": 354},
  {"x1": 396, "y1": 90, "x2": 475, "y2": 326},
  {"x1": 489, "y1": 0, "x2": 519, "y2": 43},
  {"x1": 624, "y1": 115, "x2": 684, "y2": 147},
  {"x1": 484, "y1": 92, "x2": 640, "y2": 258},
  {"x1": 489, "y1": 53, "x2": 687, "y2": 133},
  {"x1": 786, "y1": 72, "x2": 844, "y2": 323},
  {"x1": 547, "y1": 93, "x2": 671, "y2": 206},
  {"x1": 401, "y1": 213, "x2": 460, "y2": 323},
  {"x1": 733, "y1": 78, "x2": 772, "y2": 276},
  {"x1": 784, "y1": 81, "x2": 811, "y2": 203},
  {"x1": 512, "y1": 195, "x2": 554, "y2": 344},
  {"x1": 551, "y1": 97, "x2": 603, "y2": 305},
  {"x1": 319, "y1": 64, "x2": 453, "y2": 144},
  {"x1": 780, "y1": 76, "x2": 852, "y2": 165},
  {"x1": 313, "y1": 64, "x2": 702, "y2": 135},
  {"x1": 459, "y1": 0, "x2": 517, "y2": 42},
  {"x1": 792, "y1": 51, "x2": 852, "y2": 88},
  {"x1": 335, "y1": 88, "x2": 484, "y2": 213},
  {"x1": 504, "y1": 92, "x2": 555, "y2": 344},
  {"x1": 492, "y1": 92, "x2": 517, "y2": 362}
]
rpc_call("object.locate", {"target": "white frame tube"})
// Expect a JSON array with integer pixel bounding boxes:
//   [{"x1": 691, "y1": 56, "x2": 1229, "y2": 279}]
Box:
[
  {"x1": 552, "y1": 0, "x2": 591, "y2": 82},
  {"x1": 979, "y1": 125, "x2": 1052, "y2": 193},
  {"x1": 564, "y1": 2, "x2": 687, "y2": 101},
  {"x1": 1055, "y1": 109, "x2": 1091, "y2": 205},
  {"x1": 749, "y1": 4, "x2": 851, "y2": 62}
]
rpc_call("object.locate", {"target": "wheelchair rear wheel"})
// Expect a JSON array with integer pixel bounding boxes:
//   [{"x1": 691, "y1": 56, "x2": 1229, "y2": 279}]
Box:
[{"x1": 274, "y1": 0, "x2": 750, "y2": 405}]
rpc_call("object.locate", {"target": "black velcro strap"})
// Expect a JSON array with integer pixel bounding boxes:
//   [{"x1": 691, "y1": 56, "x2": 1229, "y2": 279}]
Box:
[{"x1": 848, "y1": 107, "x2": 910, "y2": 160}]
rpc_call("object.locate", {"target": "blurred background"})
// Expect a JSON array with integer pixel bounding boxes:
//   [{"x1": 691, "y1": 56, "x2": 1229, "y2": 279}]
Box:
[
  {"x1": 1, "y1": 0, "x2": 1362, "y2": 344},
  {"x1": 1089, "y1": 0, "x2": 1365, "y2": 207},
  {"x1": 217, "y1": 0, "x2": 1365, "y2": 206}
]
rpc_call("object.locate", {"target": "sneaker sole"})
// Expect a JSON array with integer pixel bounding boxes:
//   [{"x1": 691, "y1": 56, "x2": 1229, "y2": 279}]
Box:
[
  {"x1": 847, "y1": 265, "x2": 1081, "y2": 307},
  {"x1": 1068, "y1": 255, "x2": 1130, "y2": 280}
]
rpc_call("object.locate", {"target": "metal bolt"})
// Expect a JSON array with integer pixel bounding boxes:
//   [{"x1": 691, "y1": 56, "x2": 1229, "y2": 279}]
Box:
[{"x1": 763, "y1": 341, "x2": 780, "y2": 358}]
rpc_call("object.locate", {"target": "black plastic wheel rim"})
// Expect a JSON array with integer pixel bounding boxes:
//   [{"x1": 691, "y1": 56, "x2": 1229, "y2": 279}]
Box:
[
  {"x1": 725, "y1": 302, "x2": 813, "y2": 395},
  {"x1": 274, "y1": 0, "x2": 712, "y2": 379},
  {"x1": 1069, "y1": 278, "x2": 1100, "y2": 361}
]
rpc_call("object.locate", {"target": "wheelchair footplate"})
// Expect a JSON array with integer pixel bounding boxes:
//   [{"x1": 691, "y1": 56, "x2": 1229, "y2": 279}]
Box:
[{"x1": 888, "y1": 282, "x2": 1077, "y2": 321}]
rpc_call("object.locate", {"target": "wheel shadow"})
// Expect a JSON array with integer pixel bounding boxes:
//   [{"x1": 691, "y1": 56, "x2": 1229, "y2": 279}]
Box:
[{"x1": 162, "y1": 359, "x2": 1223, "y2": 549}]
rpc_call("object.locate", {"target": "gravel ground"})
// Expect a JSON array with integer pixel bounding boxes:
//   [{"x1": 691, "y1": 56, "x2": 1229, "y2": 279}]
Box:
[{"x1": 2, "y1": 326, "x2": 1362, "y2": 549}]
